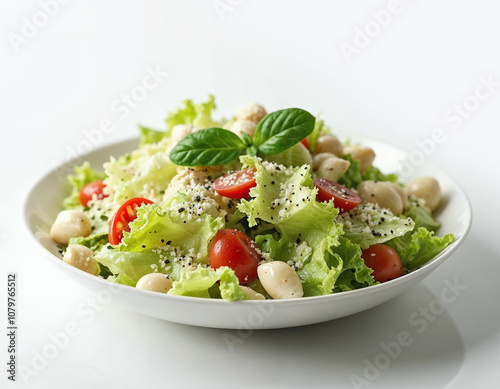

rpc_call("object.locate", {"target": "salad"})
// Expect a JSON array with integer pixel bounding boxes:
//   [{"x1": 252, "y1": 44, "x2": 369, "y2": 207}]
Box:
[{"x1": 50, "y1": 96, "x2": 455, "y2": 301}]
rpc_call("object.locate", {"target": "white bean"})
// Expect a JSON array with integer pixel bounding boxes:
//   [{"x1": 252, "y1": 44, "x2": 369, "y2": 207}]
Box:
[
  {"x1": 235, "y1": 103, "x2": 267, "y2": 123},
  {"x1": 314, "y1": 135, "x2": 343, "y2": 157},
  {"x1": 405, "y1": 176, "x2": 442, "y2": 211},
  {"x1": 343, "y1": 145, "x2": 376, "y2": 172},
  {"x1": 357, "y1": 180, "x2": 404, "y2": 215},
  {"x1": 312, "y1": 152, "x2": 337, "y2": 170},
  {"x1": 136, "y1": 273, "x2": 173, "y2": 293},
  {"x1": 230, "y1": 120, "x2": 257, "y2": 138},
  {"x1": 257, "y1": 261, "x2": 303, "y2": 299},
  {"x1": 50, "y1": 210, "x2": 92, "y2": 245},
  {"x1": 317, "y1": 157, "x2": 350, "y2": 182},
  {"x1": 63, "y1": 244, "x2": 98, "y2": 275}
]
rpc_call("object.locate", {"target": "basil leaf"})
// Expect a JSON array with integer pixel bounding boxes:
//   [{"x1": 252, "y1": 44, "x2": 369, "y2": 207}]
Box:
[
  {"x1": 241, "y1": 132, "x2": 253, "y2": 147},
  {"x1": 247, "y1": 145, "x2": 258, "y2": 157},
  {"x1": 253, "y1": 108, "x2": 316, "y2": 155},
  {"x1": 169, "y1": 128, "x2": 246, "y2": 166}
]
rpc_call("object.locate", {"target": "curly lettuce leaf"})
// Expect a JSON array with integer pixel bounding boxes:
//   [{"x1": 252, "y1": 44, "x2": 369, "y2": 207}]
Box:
[
  {"x1": 338, "y1": 155, "x2": 398, "y2": 189},
  {"x1": 338, "y1": 204, "x2": 415, "y2": 250},
  {"x1": 385, "y1": 227, "x2": 455, "y2": 270},
  {"x1": 362, "y1": 166, "x2": 398, "y2": 183},
  {"x1": 62, "y1": 162, "x2": 105, "y2": 209},
  {"x1": 68, "y1": 232, "x2": 109, "y2": 252},
  {"x1": 169, "y1": 266, "x2": 248, "y2": 301},
  {"x1": 328, "y1": 237, "x2": 375, "y2": 292},
  {"x1": 238, "y1": 156, "x2": 344, "y2": 296},
  {"x1": 118, "y1": 201, "x2": 224, "y2": 262},
  {"x1": 166, "y1": 95, "x2": 219, "y2": 131},
  {"x1": 96, "y1": 246, "x2": 247, "y2": 300},
  {"x1": 404, "y1": 198, "x2": 441, "y2": 232},
  {"x1": 263, "y1": 142, "x2": 312, "y2": 167},
  {"x1": 113, "y1": 152, "x2": 177, "y2": 203},
  {"x1": 96, "y1": 247, "x2": 164, "y2": 284},
  {"x1": 139, "y1": 125, "x2": 165, "y2": 147},
  {"x1": 104, "y1": 139, "x2": 174, "y2": 203}
]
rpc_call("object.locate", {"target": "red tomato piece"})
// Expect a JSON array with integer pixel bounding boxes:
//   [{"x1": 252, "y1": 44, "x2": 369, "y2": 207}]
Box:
[
  {"x1": 108, "y1": 197, "x2": 154, "y2": 245},
  {"x1": 213, "y1": 169, "x2": 257, "y2": 199},
  {"x1": 361, "y1": 244, "x2": 403, "y2": 283},
  {"x1": 300, "y1": 137, "x2": 310, "y2": 149},
  {"x1": 314, "y1": 178, "x2": 361, "y2": 212},
  {"x1": 209, "y1": 229, "x2": 262, "y2": 284},
  {"x1": 80, "y1": 180, "x2": 107, "y2": 207}
]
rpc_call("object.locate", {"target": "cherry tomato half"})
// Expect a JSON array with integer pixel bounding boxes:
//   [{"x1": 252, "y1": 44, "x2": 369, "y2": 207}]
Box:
[
  {"x1": 209, "y1": 229, "x2": 262, "y2": 284},
  {"x1": 314, "y1": 178, "x2": 362, "y2": 213},
  {"x1": 108, "y1": 197, "x2": 154, "y2": 245},
  {"x1": 361, "y1": 244, "x2": 403, "y2": 283},
  {"x1": 213, "y1": 169, "x2": 257, "y2": 199},
  {"x1": 300, "y1": 137, "x2": 310, "y2": 149},
  {"x1": 80, "y1": 180, "x2": 107, "y2": 207}
]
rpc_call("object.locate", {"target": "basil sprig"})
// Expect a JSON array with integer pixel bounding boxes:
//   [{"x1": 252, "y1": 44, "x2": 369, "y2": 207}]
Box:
[{"x1": 169, "y1": 108, "x2": 315, "y2": 166}]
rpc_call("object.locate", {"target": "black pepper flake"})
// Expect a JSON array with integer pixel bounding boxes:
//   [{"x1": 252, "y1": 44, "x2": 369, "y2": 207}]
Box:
[
  {"x1": 142, "y1": 244, "x2": 146, "y2": 248},
  {"x1": 178, "y1": 207, "x2": 185, "y2": 213}
]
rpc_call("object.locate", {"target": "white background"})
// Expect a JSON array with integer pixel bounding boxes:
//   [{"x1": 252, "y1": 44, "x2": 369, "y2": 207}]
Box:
[{"x1": 1, "y1": 1, "x2": 500, "y2": 388}]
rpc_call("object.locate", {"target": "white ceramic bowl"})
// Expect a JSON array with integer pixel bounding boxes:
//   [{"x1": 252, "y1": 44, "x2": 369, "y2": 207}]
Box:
[{"x1": 24, "y1": 136, "x2": 472, "y2": 329}]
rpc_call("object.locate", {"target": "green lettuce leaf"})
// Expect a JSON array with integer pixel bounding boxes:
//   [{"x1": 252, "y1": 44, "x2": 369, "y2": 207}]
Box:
[
  {"x1": 166, "y1": 95, "x2": 219, "y2": 131},
  {"x1": 104, "y1": 138, "x2": 174, "y2": 203},
  {"x1": 404, "y1": 198, "x2": 441, "y2": 232},
  {"x1": 62, "y1": 162, "x2": 105, "y2": 209},
  {"x1": 68, "y1": 232, "x2": 109, "y2": 252},
  {"x1": 338, "y1": 204, "x2": 415, "y2": 249},
  {"x1": 362, "y1": 166, "x2": 398, "y2": 183},
  {"x1": 385, "y1": 227, "x2": 455, "y2": 270},
  {"x1": 328, "y1": 237, "x2": 375, "y2": 292},
  {"x1": 263, "y1": 142, "x2": 312, "y2": 167},
  {"x1": 96, "y1": 247, "x2": 164, "y2": 284},
  {"x1": 338, "y1": 155, "x2": 399, "y2": 189},
  {"x1": 169, "y1": 266, "x2": 248, "y2": 301},
  {"x1": 118, "y1": 201, "x2": 224, "y2": 263},
  {"x1": 113, "y1": 152, "x2": 178, "y2": 203},
  {"x1": 238, "y1": 156, "x2": 344, "y2": 296},
  {"x1": 96, "y1": 246, "x2": 247, "y2": 300},
  {"x1": 139, "y1": 125, "x2": 165, "y2": 147}
]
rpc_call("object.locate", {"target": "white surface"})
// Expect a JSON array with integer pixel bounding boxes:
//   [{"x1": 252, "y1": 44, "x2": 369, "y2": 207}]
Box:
[
  {"x1": 1, "y1": 0, "x2": 499, "y2": 387},
  {"x1": 23, "y1": 135, "x2": 471, "y2": 330}
]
